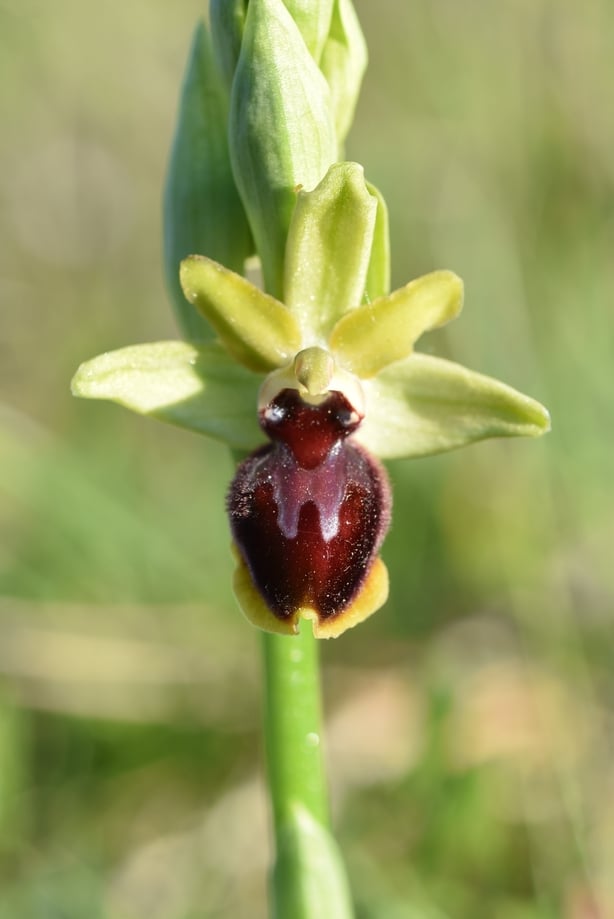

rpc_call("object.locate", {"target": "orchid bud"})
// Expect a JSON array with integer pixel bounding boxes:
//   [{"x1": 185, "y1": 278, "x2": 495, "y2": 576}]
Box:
[
  {"x1": 281, "y1": 0, "x2": 334, "y2": 63},
  {"x1": 320, "y1": 0, "x2": 368, "y2": 148},
  {"x1": 228, "y1": 0, "x2": 336, "y2": 297}
]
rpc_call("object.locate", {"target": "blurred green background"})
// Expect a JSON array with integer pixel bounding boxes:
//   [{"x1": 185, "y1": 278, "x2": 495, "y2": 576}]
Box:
[{"x1": 1, "y1": 1, "x2": 613, "y2": 916}]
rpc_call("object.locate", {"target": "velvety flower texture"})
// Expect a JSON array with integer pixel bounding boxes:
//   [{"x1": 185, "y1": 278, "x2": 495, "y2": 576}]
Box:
[{"x1": 229, "y1": 386, "x2": 391, "y2": 638}]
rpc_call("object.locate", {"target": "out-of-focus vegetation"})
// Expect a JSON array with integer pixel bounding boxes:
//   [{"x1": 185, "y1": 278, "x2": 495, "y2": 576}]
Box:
[{"x1": 1, "y1": 0, "x2": 613, "y2": 915}]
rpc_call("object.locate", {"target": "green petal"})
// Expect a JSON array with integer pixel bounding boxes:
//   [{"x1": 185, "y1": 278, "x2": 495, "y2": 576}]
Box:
[
  {"x1": 330, "y1": 270, "x2": 463, "y2": 377},
  {"x1": 320, "y1": 0, "x2": 368, "y2": 148},
  {"x1": 71, "y1": 341, "x2": 263, "y2": 450},
  {"x1": 229, "y1": 0, "x2": 337, "y2": 299},
  {"x1": 180, "y1": 255, "x2": 301, "y2": 373},
  {"x1": 163, "y1": 21, "x2": 252, "y2": 340},
  {"x1": 364, "y1": 181, "x2": 390, "y2": 302},
  {"x1": 356, "y1": 353, "x2": 551, "y2": 459},
  {"x1": 284, "y1": 162, "x2": 377, "y2": 340}
]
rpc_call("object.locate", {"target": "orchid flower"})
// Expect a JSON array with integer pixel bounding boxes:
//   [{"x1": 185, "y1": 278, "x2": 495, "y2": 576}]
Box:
[{"x1": 72, "y1": 162, "x2": 549, "y2": 638}]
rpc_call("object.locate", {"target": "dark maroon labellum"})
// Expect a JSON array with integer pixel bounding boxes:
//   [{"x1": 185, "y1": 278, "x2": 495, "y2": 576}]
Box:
[{"x1": 228, "y1": 388, "x2": 391, "y2": 625}]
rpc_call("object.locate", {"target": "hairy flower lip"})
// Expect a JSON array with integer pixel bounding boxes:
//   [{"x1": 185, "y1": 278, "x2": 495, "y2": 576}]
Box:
[{"x1": 228, "y1": 386, "x2": 392, "y2": 635}]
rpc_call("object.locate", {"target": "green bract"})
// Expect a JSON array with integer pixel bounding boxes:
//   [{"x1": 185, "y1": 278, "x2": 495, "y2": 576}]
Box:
[
  {"x1": 273, "y1": 804, "x2": 354, "y2": 919},
  {"x1": 73, "y1": 162, "x2": 550, "y2": 459},
  {"x1": 163, "y1": 21, "x2": 252, "y2": 339},
  {"x1": 209, "y1": 0, "x2": 247, "y2": 88}
]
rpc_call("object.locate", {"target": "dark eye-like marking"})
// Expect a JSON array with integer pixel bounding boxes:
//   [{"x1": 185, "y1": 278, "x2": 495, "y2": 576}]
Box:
[{"x1": 228, "y1": 389, "x2": 391, "y2": 625}]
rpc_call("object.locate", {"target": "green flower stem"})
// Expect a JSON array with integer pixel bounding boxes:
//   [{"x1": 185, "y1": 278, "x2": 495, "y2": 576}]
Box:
[
  {"x1": 262, "y1": 628, "x2": 354, "y2": 918},
  {"x1": 263, "y1": 628, "x2": 329, "y2": 828}
]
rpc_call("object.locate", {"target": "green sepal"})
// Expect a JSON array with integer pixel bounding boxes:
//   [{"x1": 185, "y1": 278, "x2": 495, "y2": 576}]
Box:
[
  {"x1": 272, "y1": 804, "x2": 354, "y2": 919},
  {"x1": 282, "y1": 0, "x2": 334, "y2": 63},
  {"x1": 364, "y1": 181, "x2": 390, "y2": 302},
  {"x1": 71, "y1": 341, "x2": 263, "y2": 450},
  {"x1": 320, "y1": 0, "x2": 368, "y2": 149},
  {"x1": 163, "y1": 21, "x2": 252, "y2": 340},
  {"x1": 330, "y1": 270, "x2": 463, "y2": 377},
  {"x1": 180, "y1": 255, "x2": 301, "y2": 373},
  {"x1": 229, "y1": 0, "x2": 337, "y2": 299},
  {"x1": 284, "y1": 162, "x2": 377, "y2": 340},
  {"x1": 209, "y1": 0, "x2": 248, "y2": 87},
  {"x1": 356, "y1": 352, "x2": 551, "y2": 459}
]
